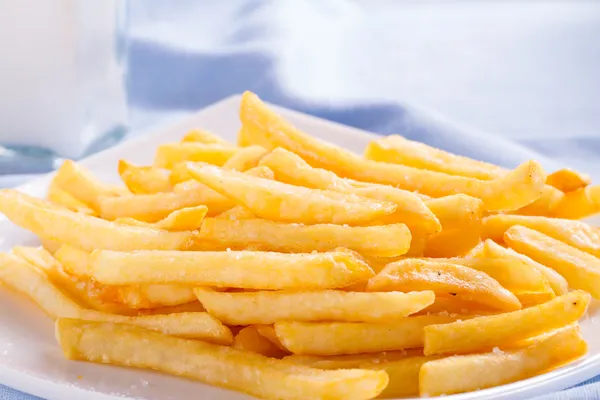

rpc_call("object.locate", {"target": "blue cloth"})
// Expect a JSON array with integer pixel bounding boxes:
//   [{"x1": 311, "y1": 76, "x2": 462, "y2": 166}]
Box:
[{"x1": 2, "y1": 1, "x2": 600, "y2": 398}]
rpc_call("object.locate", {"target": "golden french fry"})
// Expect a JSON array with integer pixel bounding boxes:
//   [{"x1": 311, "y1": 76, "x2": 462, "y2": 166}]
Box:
[
  {"x1": 420, "y1": 325, "x2": 587, "y2": 396},
  {"x1": 53, "y1": 160, "x2": 128, "y2": 208},
  {"x1": 259, "y1": 147, "x2": 440, "y2": 234},
  {"x1": 54, "y1": 245, "x2": 90, "y2": 276},
  {"x1": 552, "y1": 185, "x2": 600, "y2": 219},
  {"x1": 195, "y1": 288, "x2": 434, "y2": 324},
  {"x1": 118, "y1": 160, "x2": 171, "y2": 194},
  {"x1": 0, "y1": 190, "x2": 195, "y2": 252},
  {"x1": 56, "y1": 319, "x2": 388, "y2": 400},
  {"x1": 365, "y1": 135, "x2": 504, "y2": 180},
  {"x1": 14, "y1": 246, "x2": 199, "y2": 311},
  {"x1": 474, "y1": 239, "x2": 568, "y2": 295},
  {"x1": 154, "y1": 142, "x2": 237, "y2": 169},
  {"x1": 484, "y1": 214, "x2": 600, "y2": 258},
  {"x1": 0, "y1": 253, "x2": 232, "y2": 342},
  {"x1": 512, "y1": 185, "x2": 564, "y2": 216},
  {"x1": 193, "y1": 217, "x2": 411, "y2": 256},
  {"x1": 223, "y1": 145, "x2": 269, "y2": 171},
  {"x1": 215, "y1": 205, "x2": 256, "y2": 220},
  {"x1": 546, "y1": 168, "x2": 591, "y2": 192},
  {"x1": 90, "y1": 249, "x2": 374, "y2": 289},
  {"x1": 505, "y1": 225, "x2": 600, "y2": 298},
  {"x1": 367, "y1": 259, "x2": 521, "y2": 311},
  {"x1": 46, "y1": 180, "x2": 95, "y2": 215},
  {"x1": 97, "y1": 180, "x2": 232, "y2": 222},
  {"x1": 181, "y1": 129, "x2": 231, "y2": 146},
  {"x1": 286, "y1": 351, "x2": 438, "y2": 399},
  {"x1": 187, "y1": 163, "x2": 397, "y2": 225},
  {"x1": 423, "y1": 290, "x2": 590, "y2": 355},
  {"x1": 420, "y1": 194, "x2": 484, "y2": 257},
  {"x1": 116, "y1": 206, "x2": 208, "y2": 232},
  {"x1": 241, "y1": 92, "x2": 546, "y2": 212},
  {"x1": 233, "y1": 326, "x2": 288, "y2": 358},
  {"x1": 274, "y1": 315, "x2": 459, "y2": 355}
]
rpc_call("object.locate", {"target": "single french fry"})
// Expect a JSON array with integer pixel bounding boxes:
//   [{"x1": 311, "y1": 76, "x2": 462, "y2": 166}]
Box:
[
  {"x1": 365, "y1": 135, "x2": 504, "y2": 180},
  {"x1": 53, "y1": 160, "x2": 128, "y2": 208},
  {"x1": 215, "y1": 206, "x2": 256, "y2": 220},
  {"x1": 46, "y1": 180, "x2": 95, "y2": 215},
  {"x1": 0, "y1": 190, "x2": 195, "y2": 252},
  {"x1": 420, "y1": 194, "x2": 484, "y2": 257},
  {"x1": 223, "y1": 145, "x2": 269, "y2": 171},
  {"x1": 505, "y1": 225, "x2": 600, "y2": 298},
  {"x1": 478, "y1": 239, "x2": 568, "y2": 295},
  {"x1": 118, "y1": 160, "x2": 171, "y2": 194},
  {"x1": 552, "y1": 185, "x2": 600, "y2": 219},
  {"x1": 241, "y1": 92, "x2": 546, "y2": 212},
  {"x1": 193, "y1": 217, "x2": 411, "y2": 256},
  {"x1": 154, "y1": 142, "x2": 237, "y2": 169},
  {"x1": 181, "y1": 129, "x2": 231, "y2": 146},
  {"x1": 274, "y1": 315, "x2": 459, "y2": 355},
  {"x1": 56, "y1": 319, "x2": 388, "y2": 400},
  {"x1": 423, "y1": 290, "x2": 590, "y2": 355},
  {"x1": 233, "y1": 326, "x2": 288, "y2": 358},
  {"x1": 186, "y1": 163, "x2": 397, "y2": 225},
  {"x1": 259, "y1": 147, "x2": 440, "y2": 234},
  {"x1": 195, "y1": 288, "x2": 434, "y2": 324},
  {"x1": 116, "y1": 206, "x2": 208, "y2": 232},
  {"x1": 420, "y1": 325, "x2": 587, "y2": 396},
  {"x1": 0, "y1": 253, "x2": 232, "y2": 342},
  {"x1": 483, "y1": 214, "x2": 600, "y2": 258},
  {"x1": 546, "y1": 168, "x2": 591, "y2": 192},
  {"x1": 286, "y1": 351, "x2": 439, "y2": 399},
  {"x1": 90, "y1": 249, "x2": 374, "y2": 289},
  {"x1": 367, "y1": 259, "x2": 521, "y2": 312}
]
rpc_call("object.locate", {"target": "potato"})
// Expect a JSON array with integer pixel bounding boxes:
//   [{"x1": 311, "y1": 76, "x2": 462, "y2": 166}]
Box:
[
  {"x1": 0, "y1": 190, "x2": 195, "y2": 252},
  {"x1": 546, "y1": 168, "x2": 591, "y2": 192},
  {"x1": 118, "y1": 160, "x2": 171, "y2": 194},
  {"x1": 56, "y1": 319, "x2": 388, "y2": 400},
  {"x1": 423, "y1": 290, "x2": 590, "y2": 355}
]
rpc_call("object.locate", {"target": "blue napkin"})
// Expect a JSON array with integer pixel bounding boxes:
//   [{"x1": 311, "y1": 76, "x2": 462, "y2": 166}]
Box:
[{"x1": 2, "y1": 1, "x2": 599, "y2": 398}]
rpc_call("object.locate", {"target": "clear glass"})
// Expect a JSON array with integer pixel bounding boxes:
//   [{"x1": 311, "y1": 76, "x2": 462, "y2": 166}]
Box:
[{"x1": 0, "y1": 0, "x2": 128, "y2": 175}]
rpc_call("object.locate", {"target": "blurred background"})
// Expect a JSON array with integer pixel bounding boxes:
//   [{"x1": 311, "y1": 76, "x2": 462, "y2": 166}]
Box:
[{"x1": 1, "y1": 0, "x2": 599, "y2": 184}]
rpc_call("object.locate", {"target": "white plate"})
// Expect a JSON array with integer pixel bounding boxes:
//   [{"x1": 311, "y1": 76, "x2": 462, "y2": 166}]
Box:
[{"x1": 1, "y1": 95, "x2": 599, "y2": 400}]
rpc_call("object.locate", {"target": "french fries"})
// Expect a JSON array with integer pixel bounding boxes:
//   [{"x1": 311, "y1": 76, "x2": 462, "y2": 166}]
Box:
[
  {"x1": 195, "y1": 288, "x2": 434, "y2": 324},
  {"x1": 186, "y1": 163, "x2": 397, "y2": 225},
  {"x1": 233, "y1": 326, "x2": 288, "y2": 358},
  {"x1": 47, "y1": 180, "x2": 95, "y2": 215},
  {"x1": 365, "y1": 135, "x2": 505, "y2": 180},
  {"x1": 0, "y1": 190, "x2": 195, "y2": 252},
  {"x1": 274, "y1": 315, "x2": 459, "y2": 355},
  {"x1": 483, "y1": 214, "x2": 600, "y2": 257},
  {"x1": 546, "y1": 168, "x2": 591, "y2": 192},
  {"x1": 0, "y1": 91, "x2": 596, "y2": 398},
  {"x1": 241, "y1": 92, "x2": 546, "y2": 212},
  {"x1": 90, "y1": 249, "x2": 374, "y2": 289},
  {"x1": 367, "y1": 259, "x2": 521, "y2": 312},
  {"x1": 552, "y1": 185, "x2": 600, "y2": 219},
  {"x1": 259, "y1": 147, "x2": 440, "y2": 234},
  {"x1": 53, "y1": 160, "x2": 127, "y2": 208},
  {"x1": 154, "y1": 142, "x2": 237, "y2": 169},
  {"x1": 57, "y1": 319, "x2": 388, "y2": 400},
  {"x1": 0, "y1": 253, "x2": 232, "y2": 343},
  {"x1": 286, "y1": 351, "x2": 440, "y2": 399},
  {"x1": 181, "y1": 129, "x2": 231, "y2": 146},
  {"x1": 193, "y1": 217, "x2": 411, "y2": 256},
  {"x1": 118, "y1": 160, "x2": 171, "y2": 194},
  {"x1": 423, "y1": 291, "x2": 590, "y2": 355},
  {"x1": 505, "y1": 226, "x2": 600, "y2": 298},
  {"x1": 420, "y1": 325, "x2": 587, "y2": 396},
  {"x1": 421, "y1": 194, "x2": 483, "y2": 257}
]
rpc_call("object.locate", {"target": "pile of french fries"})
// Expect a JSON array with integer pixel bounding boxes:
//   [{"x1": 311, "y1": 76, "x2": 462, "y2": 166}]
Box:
[{"x1": 1, "y1": 91, "x2": 599, "y2": 400}]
